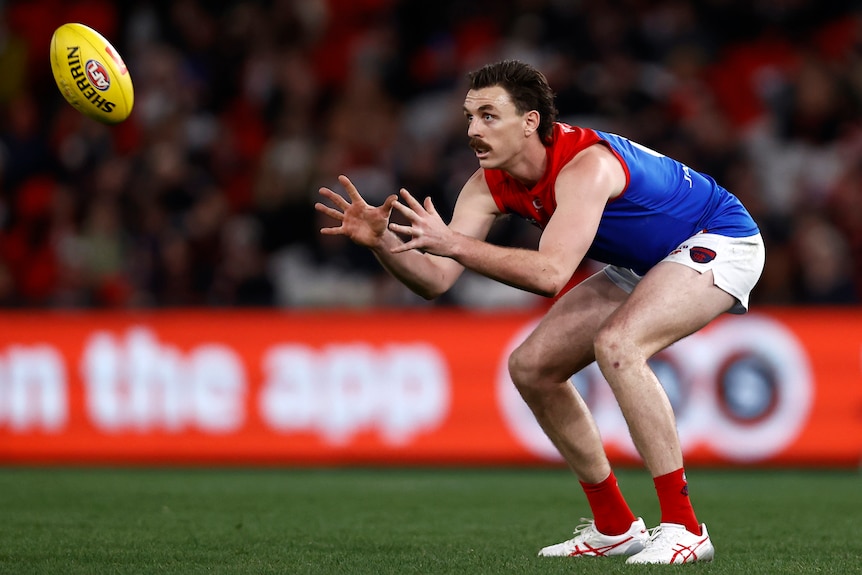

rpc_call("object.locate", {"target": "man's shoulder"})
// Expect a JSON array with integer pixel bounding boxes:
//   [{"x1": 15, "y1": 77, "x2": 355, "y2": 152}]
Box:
[
  {"x1": 456, "y1": 169, "x2": 504, "y2": 217},
  {"x1": 463, "y1": 167, "x2": 492, "y2": 192},
  {"x1": 461, "y1": 168, "x2": 499, "y2": 203},
  {"x1": 552, "y1": 122, "x2": 599, "y2": 141},
  {"x1": 550, "y1": 123, "x2": 603, "y2": 160},
  {"x1": 547, "y1": 124, "x2": 609, "y2": 185}
]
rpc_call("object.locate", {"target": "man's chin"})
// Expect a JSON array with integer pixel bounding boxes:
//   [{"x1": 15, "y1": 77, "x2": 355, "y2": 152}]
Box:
[{"x1": 476, "y1": 155, "x2": 496, "y2": 168}]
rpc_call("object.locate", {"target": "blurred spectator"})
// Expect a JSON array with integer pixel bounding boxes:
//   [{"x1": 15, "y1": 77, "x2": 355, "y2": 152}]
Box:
[
  {"x1": 791, "y1": 213, "x2": 859, "y2": 304},
  {"x1": 0, "y1": 0, "x2": 860, "y2": 308}
]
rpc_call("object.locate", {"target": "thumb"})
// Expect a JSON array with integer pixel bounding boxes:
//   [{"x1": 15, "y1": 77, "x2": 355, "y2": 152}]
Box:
[{"x1": 382, "y1": 194, "x2": 399, "y2": 211}]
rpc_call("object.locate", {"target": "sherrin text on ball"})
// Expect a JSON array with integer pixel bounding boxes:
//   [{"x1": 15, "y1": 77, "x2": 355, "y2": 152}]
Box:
[{"x1": 50, "y1": 23, "x2": 134, "y2": 124}]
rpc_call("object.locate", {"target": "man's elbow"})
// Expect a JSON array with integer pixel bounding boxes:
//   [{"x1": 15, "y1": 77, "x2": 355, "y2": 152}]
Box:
[
  {"x1": 520, "y1": 279, "x2": 563, "y2": 299},
  {"x1": 544, "y1": 269, "x2": 577, "y2": 298},
  {"x1": 534, "y1": 284, "x2": 562, "y2": 299},
  {"x1": 411, "y1": 280, "x2": 451, "y2": 301},
  {"x1": 416, "y1": 288, "x2": 455, "y2": 302}
]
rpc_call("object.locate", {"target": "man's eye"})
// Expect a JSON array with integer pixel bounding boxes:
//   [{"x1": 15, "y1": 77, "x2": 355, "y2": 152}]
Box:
[{"x1": 484, "y1": 114, "x2": 494, "y2": 121}]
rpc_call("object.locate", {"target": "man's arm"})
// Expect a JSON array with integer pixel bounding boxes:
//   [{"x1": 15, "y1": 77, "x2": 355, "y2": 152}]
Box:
[
  {"x1": 316, "y1": 173, "x2": 499, "y2": 299},
  {"x1": 390, "y1": 145, "x2": 625, "y2": 297}
]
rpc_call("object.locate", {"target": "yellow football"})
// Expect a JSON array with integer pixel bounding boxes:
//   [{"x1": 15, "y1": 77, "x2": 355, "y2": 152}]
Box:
[{"x1": 50, "y1": 23, "x2": 134, "y2": 124}]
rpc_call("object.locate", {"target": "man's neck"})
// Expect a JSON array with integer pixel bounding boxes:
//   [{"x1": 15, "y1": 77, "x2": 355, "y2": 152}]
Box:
[{"x1": 505, "y1": 140, "x2": 549, "y2": 188}]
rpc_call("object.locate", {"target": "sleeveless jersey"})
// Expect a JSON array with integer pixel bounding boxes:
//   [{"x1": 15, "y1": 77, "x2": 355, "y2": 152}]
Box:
[{"x1": 483, "y1": 123, "x2": 759, "y2": 275}]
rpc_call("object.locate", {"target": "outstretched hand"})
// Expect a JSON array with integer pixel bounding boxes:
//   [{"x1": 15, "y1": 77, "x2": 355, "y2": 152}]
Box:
[
  {"x1": 389, "y1": 189, "x2": 455, "y2": 256},
  {"x1": 315, "y1": 175, "x2": 399, "y2": 248}
]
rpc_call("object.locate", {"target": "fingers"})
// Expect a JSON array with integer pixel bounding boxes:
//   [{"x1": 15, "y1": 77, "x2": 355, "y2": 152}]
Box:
[
  {"x1": 390, "y1": 199, "x2": 416, "y2": 221},
  {"x1": 315, "y1": 199, "x2": 346, "y2": 235},
  {"x1": 393, "y1": 188, "x2": 435, "y2": 223},
  {"x1": 314, "y1": 201, "x2": 344, "y2": 222},
  {"x1": 319, "y1": 226, "x2": 345, "y2": 236},
  {"x1": 388, "y1": 234, "x2": 421, "y2": 254},
  {"x1": 316, "y1": 177, "x2": 428, "y2": 245},
  {"x1": 388, "y1": 221, "x2": 413, "y2": 237},
  {"x1": 389, "y1": 190, "x2": 439, "y2": 246},
  {"x1": 338, "y1": 174, "x2": 364, "y2": 203},
  {"x1": 317, "y1": 175, "x2": 367, "y2": 212},
  {"x1": 399, "y1": 188, "x2": 425, "y2": 211},
  {"x1": 318, "y1": 186, "x2": 350, "y2": 210},
  {"x1": 316, "y1": 182, "x2": 353, "y2": 229},
  {"x1": 389, "y1": 242, "x2": 413, "y2": 254}
]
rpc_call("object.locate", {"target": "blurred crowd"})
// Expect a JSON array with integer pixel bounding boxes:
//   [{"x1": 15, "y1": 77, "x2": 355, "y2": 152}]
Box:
[{"x1": 1, "y1": 0, "x2": 861, "y2": 309}]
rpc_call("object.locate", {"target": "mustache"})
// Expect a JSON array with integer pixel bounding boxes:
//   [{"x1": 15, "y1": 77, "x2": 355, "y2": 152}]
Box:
[{"x1": 469, "y1": 137, "x2": 491, "y2": 152}]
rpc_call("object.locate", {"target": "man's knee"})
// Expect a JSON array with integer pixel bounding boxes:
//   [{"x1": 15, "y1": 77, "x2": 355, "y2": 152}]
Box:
[
  {"x1": 508, "y1": 341, "x2": 576, "y2": 397},
  {"x1": 593, "y1": 323, "x2": 635, "y2": 372},
  {"x1": 508, "y1": 343, "x2": 537, "y2": 389}
]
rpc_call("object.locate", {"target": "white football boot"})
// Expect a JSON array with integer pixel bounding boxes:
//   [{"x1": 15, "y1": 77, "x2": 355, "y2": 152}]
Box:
[
  {"x1": 626, "y1": 522, "x2": 715, "y2": 564},
  {"x1": 538, "y1": 517, "x2": 648, "y2": 558}
]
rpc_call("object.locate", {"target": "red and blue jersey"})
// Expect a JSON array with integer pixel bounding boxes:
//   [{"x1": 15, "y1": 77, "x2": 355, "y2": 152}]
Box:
[{"x1": 483, "y1": 123, "x2": 759, "y2": 275}]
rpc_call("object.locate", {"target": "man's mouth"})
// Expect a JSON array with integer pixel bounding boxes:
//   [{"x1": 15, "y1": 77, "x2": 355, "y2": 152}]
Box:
[{"x1": 470, "y1": 138, "x2": 491, "y2": 157}]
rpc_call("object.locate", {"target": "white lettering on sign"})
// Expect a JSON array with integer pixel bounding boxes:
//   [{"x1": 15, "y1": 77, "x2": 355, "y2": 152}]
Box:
[
  {"x1": 81, "y1": 327, "x2": 246, "y2": 433},
  {"x1": 259, "y1": 343, "x2": 450, "y2": 445},
  {"x1": 0, "y1": 345, "x2": 67, "y2": 431}
]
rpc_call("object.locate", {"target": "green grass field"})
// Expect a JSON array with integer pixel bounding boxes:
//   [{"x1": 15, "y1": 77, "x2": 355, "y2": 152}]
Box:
[{"x1": 0, "y1": 467, "x2": 859, "y2": 574}]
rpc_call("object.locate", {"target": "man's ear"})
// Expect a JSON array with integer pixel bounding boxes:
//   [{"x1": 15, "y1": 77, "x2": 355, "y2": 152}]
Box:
[{"x1": 524, "y1": 110, "x2": 540, "y2": 137}]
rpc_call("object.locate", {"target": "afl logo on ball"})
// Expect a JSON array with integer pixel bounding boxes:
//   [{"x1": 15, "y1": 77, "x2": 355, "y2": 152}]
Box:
[{"x1": 85, "y1": 59, "x2": 110, "y2": 91}]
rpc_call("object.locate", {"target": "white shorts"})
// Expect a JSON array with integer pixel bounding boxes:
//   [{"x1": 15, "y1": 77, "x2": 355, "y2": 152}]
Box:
[{"x1": 603, "y1": 232, "x2": 766, "y2": 314}]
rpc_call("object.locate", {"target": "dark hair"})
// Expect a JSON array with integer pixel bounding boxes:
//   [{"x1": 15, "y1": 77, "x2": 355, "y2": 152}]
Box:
[{"x1": 467, "y1": 60, "x2": 559, "y2": 145}]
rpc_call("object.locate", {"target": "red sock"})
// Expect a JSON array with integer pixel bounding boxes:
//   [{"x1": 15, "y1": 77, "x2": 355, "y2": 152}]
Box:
[
  {"x1": 654, "y1": 468, "x2": 701, "y2": 535},
  {"x1": 580, "y1": 470, "x2": 637, "y2": 536}
]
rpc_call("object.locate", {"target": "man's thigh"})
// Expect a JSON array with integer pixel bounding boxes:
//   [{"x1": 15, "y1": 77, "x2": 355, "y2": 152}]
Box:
[
  {"x1": 604, "y1": 262, "x2": 735, "y2": 359},
  {"x1": 517, "y1": 269, "x2": 628, "y2": 380}
]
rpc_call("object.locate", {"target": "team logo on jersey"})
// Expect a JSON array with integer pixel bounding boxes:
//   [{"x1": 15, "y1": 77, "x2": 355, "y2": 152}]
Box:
[{"x1": 690, "y1": 246, "x2": 716, "y2": 263}]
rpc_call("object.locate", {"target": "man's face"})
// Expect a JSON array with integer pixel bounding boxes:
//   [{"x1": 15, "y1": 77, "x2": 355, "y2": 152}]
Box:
[{"x1": 463, "y1": 86, "x2": 528, "y2": 169}]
